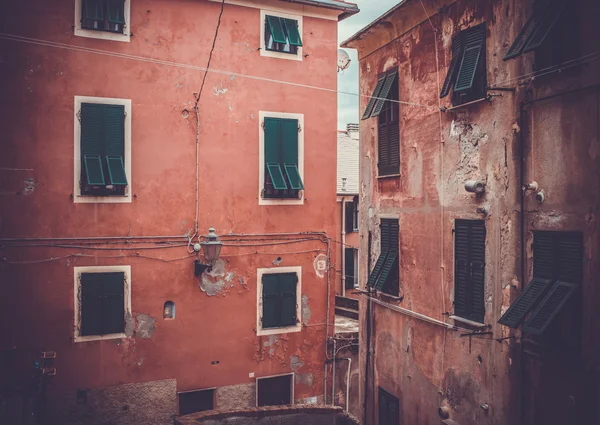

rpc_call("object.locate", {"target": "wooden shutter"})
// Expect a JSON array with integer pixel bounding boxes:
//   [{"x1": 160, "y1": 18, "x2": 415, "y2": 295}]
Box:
[
  {"x1": 106, "y1": 0, "x2": 125, "y2": 24},
  {"x1": 372, "y1": 69, "x2": 398, "y2": 117},
  {"x1": 283, "y1": 18, "x2": 302, "y2": 46},
  {"x1": 498, "y1": 277, "x2": 553, "y2": 328},
  {"x1": 367, "y1": 253, "x2": 388, "y2": 288},
  {"x1": 80, "y1": 272, "x2": 124, "y2": 336},
  {"x1": 454, "y1": 220, "x2": 486, "y2": 322},
  {"x1": 381, "y1": 219, "x2": 399, "y2": 251},
  {"x1": 261, "y1": 274, "x2": 279, "y2": 328},
  {"x1": 440, "y1": 34, "x2": 462, "y2": 98},
  {"x1": 504, "y1": 10, "x2": 542, "y2": 60},
  {"x1": 523, "y1": 0, "x2": 569, "y2": 53},
  {"x1": 257, "y1": 375, "x2": 292, "y2": 407},
  {"x1": 533, "y1": 231, "x2": 556, "y2": 279},
  {"x1": 279, "y1": 273, "x2": 297, "y2": 327},
  {"x1": 454, "y1": 25, "x2": 486, "y2": 93},
  {"x1": 378, "y1": 123, "x2": 390, "y2": 175},
  {"x1": 374, "y1": 249, "x2": 398, "y2": 291},
  {"x1": 345, "y1": 248, "x2": 355, "y2": 289},
  {"x1": 266, "y1": 16, "x2": 286, "y2": 44},
  {"x1": 84, "y1": 0, "x2": 105, "y2": 21},
  {"x1": 522, "y1": 280, "x2": 578, "y2": 335},
  {"x1": 81, "y1": 103, "x2": 105, "y2": 158},
  {"x1": 362, "y1": 74, "x2": 386, "y2": 120},
  {"x1": 388, "y1": 121, "x2": 400, "y2": 175},
  {"x1": 103, "y1": 104, "x2": 125, "y2": 157},
  {"x1": 345, "y1": 202, "x2": 355, "y2": 234},
  {"x1": 557, "y1": 232, "x2": 583, "y2": 284}
]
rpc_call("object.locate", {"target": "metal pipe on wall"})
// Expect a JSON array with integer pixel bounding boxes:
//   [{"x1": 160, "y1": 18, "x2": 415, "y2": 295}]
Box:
[
  {"x1": 331, "y1": 338, "x2": 337, "y2": 404},
  {"x1": 341, "y1": 197, "x2": 348, "y2": 296},
  {"x1": 344, "y1": 357, "x2": 352, "y2": 412}
]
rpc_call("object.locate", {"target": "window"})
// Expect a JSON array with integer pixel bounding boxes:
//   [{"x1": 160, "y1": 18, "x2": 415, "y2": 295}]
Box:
[
  {"x1": 74, "y1": 96, "x2": 132, "y2": 203},
  {"x1": 257, "y1": 267, "x2": 302, "y2": 336},
  {"x1": 75, "y1": 0, "x2": 130, "y2": 42},
  {"x1": 499, "y1": 231, "x2": 582, "y2": 335},
  {"x1": 256, "y1": 374, "x2": 293, "y2": 407},
  {"x1": 163, "y1": 301, "x2": 175, "y2": 319},
  {"x1": 367, "y1": 218, "x2": 399, "y2": 296},
  {"x1": 259, "y1": 112, "x2": 304, "y2": 205},
  {"x1": 178, "y1": 389, "x2": 215, "y2": 415},
  {"x1": 453, "y1": 220, "x2": 486, "y2": 323},
  {"x1": 260, "y1": 10, "x2": 302, "y2": 61},
  {"x1": 74, "y1": 266, "x2": 131, "y2": 342},
  {"x1": 440, "y1": 23, "x2": 487, "y2": 106},
  {"x1": 345, "y1": 197, "x2": 359, "y2": 233},
  {"x1": 344, "y1": 247, "x2": 358, "y2": 290},
  {"x1": 378, "y1": 387, "x2": 399, "y2": 425},
  {"x1": 362, "y1": 68, "x2": 399, "y2": 177}
]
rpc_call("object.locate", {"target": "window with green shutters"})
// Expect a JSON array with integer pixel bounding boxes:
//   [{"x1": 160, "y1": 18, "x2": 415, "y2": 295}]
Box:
[
  {"x1": 265, "y1": 15, "x2": 302, "y2": 55},
  {"x1": 367, "y1": 218, "x2": 399, "y2": 296},
  {"x1": 81, "y1": 0, "x2": 126, "y2": 34},
  {"x1": 440, "y1": 23, "x2": 487, "y2": 106},
  {"x1": 261, "y1": 273, "x2": 298, "y2": 329},
  {"x1": 263, "y1": 117, "x2": 304, "y2": 199},
  {"x1": 79, "y1": 102, "x2": 127, "y2": 196},
  {"x1": 80, "y1": 272, "x2": 125, "y2": 337}
]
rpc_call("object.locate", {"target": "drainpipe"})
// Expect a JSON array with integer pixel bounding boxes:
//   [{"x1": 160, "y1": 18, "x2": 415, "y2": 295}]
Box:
[
  {"x1": 344, "y1": 357, "x2": 352, "y2": 412},
  {"x1": 332, "y1": 338, "x2": 337, "y2": 405},
  {"x1": 341, "y1": 197, "x2": 348, "y2": 297}
]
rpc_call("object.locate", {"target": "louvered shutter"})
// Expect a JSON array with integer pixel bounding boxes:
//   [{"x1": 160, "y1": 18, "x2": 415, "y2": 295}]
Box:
[
  {"x1": 103, "y1": 105, "x2": 126, "y2": 185},
  {"x1": 281, "y1": 119, "x2": 303, "y2": 189},
  {"x1": 388, "y1": 122, "x2": 400, "y2": 175},
  {"x1": 279, "y1": 273, "x2": 297, "y2": 327},
  {"x1": 266, "y1": 16, "x2": 287, "y2": 44},
  {"x1": 345, "y1": 248, "x2": 355, "y2": 289},
  {"x1": 84, "y1": 0, "x2": 105, "y2": 21},
  {"x1": 264, "y1": 118, "x2": 287, "y2": 190},
  {"x1": 376, "y1": 219, "x2": 399, "y2": 293},
  {"x1": 372, "y1": 69, "x2": 398, "y2": 117},
  {"x1": 469, "y1": 221, "x2": 486, "y2": 323},
  {"x1": 453, "y1": 221, "x2": 470, "y2": 319},
  {"x1": 523, "y1": 0, "x2": 568, "y2": 53},
  {"x1": 106, "y1": 0, "x2": 125, "y2": 24},
  {"x1": 454, "y1": 25, "x2": 486, "y2": 92},
  {"x1": 440, "y1": 34, "x2": 462, "y2": 98},
  {"x1": 362, "y1": 75, "x2": 386, "y2": 120},
  {"x1": 283, "y1": 18, "x2": 302, "y2": 47},
  {"x1": 262, "y1": 274, "x2": 280, "y2": 328},
  {"x1": 533, "y1": 231, "x2": 556, "y2": 279},
  {"x1": 504, "y1": 11, "x2": 541, "y2": 60},
  {"x1": 374, "y1": 249, "x2": 398, "y2": 291},
  {"x1": 367, "y1": 253, "x2": 387, "y2": 288},
  {"x1": 378, "y1": 123, "x2": 390, "y2": 175},
  {"x1": 81, "y1": 103, "x2": 106, "y2": 186},
  {"x1": 522, "y1": 280, "x2": 578, "y2": 335},
  {"x1": 498, "y1": 277, "x2": 553, "y2": 328},
  {"x1": 80, "y1": 272, "x2": 124, "y2": 336},
  {"x1": 454, "y1": 220, "x2": 486, "y2": 322},
  {"x1": 101, "y1": 273, "x2": 126, "y2": 335},
  {"x1": 557, "y1": 232, "x2": 583, "y2": 283}
]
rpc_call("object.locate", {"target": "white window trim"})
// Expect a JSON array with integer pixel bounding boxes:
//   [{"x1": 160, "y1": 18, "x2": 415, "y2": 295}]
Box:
[
  {"x1": 74, "y1": 0, "x2": 131, "y2": 42},
  {"x1": 258, "y1": 111, "x2": 304, "y2": 206},
  {"x1": 73, "y1": 265, "x2": 132, "y2": 343},
  {"x1": 256, "y1": 373, "x2": 295, "y2": 407},
  {"x1": 256, "y1": 266, "x2": 302, "y2": 336},
  {"x1": 260, "y1": 9, "x2": 303, "y2": 61},
  {"x1": 208, "y1": 0, "x2": 338, "y2": 21},
  {"x1": 74, "y1": 96, "x2": 132, "y2": 204}
]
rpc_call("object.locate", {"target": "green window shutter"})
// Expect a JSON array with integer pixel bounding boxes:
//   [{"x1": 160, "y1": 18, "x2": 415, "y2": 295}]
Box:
[
  {"x1": 367, "y1": 253, "x2": 388, "y2": 288},
  {"x1": 440, "y1": 34, "x2": 462, "y2": 97},
  {"x1": 266, "y1": 15, "x2": 287, "y2": 44},
  {"x1": 106, "y1": 156, "x2": 127, "y2": 185},
  {"x1": 106, "y1": 0, "x2": 126, "y2": 24},
  {"x1": 283, "y1": 18, "x2": 302, "y2": 47},
  {"x1": 103, "y1": 104, "x2": 125, "y2": 157},
  {"x1": 557, "y1": 232, "x2": 583, "y2": 284},
  {"x1": 264, "y1": 118, "x2": 282, "y2": 164},
  {"x1": 84, "y1": 0, "x2": 105, "y2": 21},
  {"x1": 374, "y1": 249, "x2": 398, "y2": 291},
  {"x1": 523, "y1": 0, "x2": 568, "y2": 53},
  {"x1": 81, "y1": 103, "x2": 105, "y2": 157},
  {"x1": 362, "y1": 75, "x2": 386, "y2": 120},
  {"x1": 344, "y1": 248, "x2": 355, "y2": 289},
  {"x1": 279, "y1": 273, "x2": 298, "y2": 327},
  {"x1": 469, "y1": 221, "x2": 486, "y2": 323},
  {"x1": 498, "y1": 277, "x2": 553, "y2": 328},
  {"x1": 80, "y1": 272, "x2": 124, "y2": 336},
  {"x1": 380, "y1": 219, "x2": 399, "y2": 251},
  {"x1": 378, "y1": 121, "x2": 390, "y2": 175},
  {"x1": 262, "y1": 274, "x2": 280, "y2": 329},
  {"x1": 84, "y1": 155, "x2": 106, "y2": 185},
  {"x1": 503, "y1": 12, "x2": 540, "y2": 60},
  {"x1": 281, "y1": 119, "x2": 298, "y2": 165},
  {"x1": 453, "y1": 220, "x2": 470, "y2": 319},
  {"x1": 284, "y1": 164, "x2": 303, "y2": 190},
  {"x1": 454, "y1": 44, "x2": 483, "y2": 92},
  {"x1": 267, "y1": 164, "x2": 288, "y2": 190},
  {"x1": 522, "y1": 280, "x2": 578, "y2": 335},
  {"x1": 371, "y1": 69, "x2": 398, "y2": 118},
  {"x1": 454, "y1": 220, "x2": 486, "y2": 321},
  {"x1": 533, "y1": 231, "x2": 556, "y2": 279}
]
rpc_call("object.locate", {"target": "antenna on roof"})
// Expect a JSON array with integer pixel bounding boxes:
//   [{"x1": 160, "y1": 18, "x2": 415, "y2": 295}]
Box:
[{"x1": 337, "y1": 49, "x2": 351, "y2": 73}]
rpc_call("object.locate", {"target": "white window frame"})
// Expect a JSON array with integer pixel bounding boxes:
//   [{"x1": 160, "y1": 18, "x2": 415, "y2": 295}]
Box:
[
  {"x1": 256, "y1": 266, "x2": 302, "y2": 336},
  {"x1": 74, "y1": 96, "x2": 132, "y2": 204},
  {"x1": 73, "y1": 265, "x2": 131, "y2": 343},
  {"x1": 256, "y1": 373, "x2": 295, "y2": 407},
  {"x1": 258, "y1": 111, "x2": 304, "y2": 206},
  {"x1": 74, "y1": 0, "x2": 131, "y2": 42},
  {"x1": 260, "y1": 9, "x2": 303, "y2": 62}
]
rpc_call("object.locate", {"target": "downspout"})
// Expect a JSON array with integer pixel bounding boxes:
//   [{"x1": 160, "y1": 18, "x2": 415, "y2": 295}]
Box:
[
  {"x1": 332, "y1": 338, "x2": 337, "y2": 405},
  {"x1": 364, "y1": 230, "x2": 372, "y2": 425},
  {"x1": 344, "y1": 357, "x2": 352, "y2": 412},
  {"x1": 518, "y1": 101, "x2": 526, "y2": 425},
  {"x1": 342, "y1": 197, "x2": 348, "y2": 296}
]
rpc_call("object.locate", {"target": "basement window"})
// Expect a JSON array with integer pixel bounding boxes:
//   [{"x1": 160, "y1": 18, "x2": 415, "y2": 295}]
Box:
[
  {"x1": 367, "y1": 218, "x2": 399, "y2": 296},
  {"x1": 453, "y1": 220, "x2": 486, "y2": 324},
  {"x1": 498, "y1": 231, "x2": 583, "y2": 334},
  {"x1": 440, "y1": 23, "x2": 487, "y2": 106},
  {"x1": 256, "y1": 374, "x2": 293, "y2": 407},
  {"x1": 178, "y1": 389, "x2": 215, "y2": 415}
]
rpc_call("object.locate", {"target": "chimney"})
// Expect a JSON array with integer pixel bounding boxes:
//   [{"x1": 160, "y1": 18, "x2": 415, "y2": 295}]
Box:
[{"x1": 346, "y1": 123, "x2": 359, "y2": 140}]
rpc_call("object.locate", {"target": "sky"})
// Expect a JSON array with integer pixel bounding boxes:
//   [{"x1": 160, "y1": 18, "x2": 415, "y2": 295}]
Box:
[{"x1": 337, "y1": 0, "x2": 400, "y2": 130}]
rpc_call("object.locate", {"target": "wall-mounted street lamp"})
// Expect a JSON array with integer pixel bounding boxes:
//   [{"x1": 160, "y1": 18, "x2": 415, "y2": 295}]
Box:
[{"x1": 194, "y1": 227, "x2": 223, "y2": 275}]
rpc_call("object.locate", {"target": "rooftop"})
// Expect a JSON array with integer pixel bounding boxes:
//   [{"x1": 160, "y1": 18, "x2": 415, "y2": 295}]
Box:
[
  {"x1": 340, "y1": 0, "x2": 409, "y2": 47},
  {"x1": 337, "y1": 124, "x2": 359, "y2": 195},
  {"x1": 279, "y1": 0, "x2": 359, "y2": 19}
]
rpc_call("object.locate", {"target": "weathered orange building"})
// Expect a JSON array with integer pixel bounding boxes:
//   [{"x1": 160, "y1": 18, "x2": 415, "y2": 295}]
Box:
[
  {"x1": 343, "y1": 0, "x2": 599, "y2": 424},
  {"x1": 0, "y1": 0, "x2": 358, "y2": 423}
]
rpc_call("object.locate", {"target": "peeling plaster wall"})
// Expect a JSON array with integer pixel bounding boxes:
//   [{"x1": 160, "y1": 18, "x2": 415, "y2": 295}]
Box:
[
  {"x1": 0, "y1": 0, "x2": 339, "y2": 423},
  {"x1": 346, "y1": 0, "x2": 599, "y2": 423}
]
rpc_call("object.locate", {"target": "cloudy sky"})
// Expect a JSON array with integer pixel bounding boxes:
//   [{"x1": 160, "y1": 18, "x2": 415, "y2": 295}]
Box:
[{"x1": 337, "y1": 0, "x2": 400, "y2": 130}]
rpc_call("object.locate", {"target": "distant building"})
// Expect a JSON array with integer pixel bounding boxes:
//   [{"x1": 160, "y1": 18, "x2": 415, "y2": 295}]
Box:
[
  {"x1": 0, "y1": 0, "x2": 358, "y2": 423},
  {"x1": 342, "y1": 0, "x2": 600, "y2": 424}
]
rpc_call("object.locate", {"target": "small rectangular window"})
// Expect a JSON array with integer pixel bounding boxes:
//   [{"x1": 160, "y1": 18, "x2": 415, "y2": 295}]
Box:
[
  {"x1": 80, "y1": 103, "x2": 127, "y2": 196},
  {"x1": 257, "y1": 374, "x2": 293, "y2": 407},
  {"x1": 453, "y1": 219, "x2": 486, "y2": 323},
  {"x1": 81, "y1": 0, "x2": 126, "y2": 34},
  {"x1": 265, "y1": 15, "x2": 301, "y2": 55},
  {"x1": 80, "y1": 272, "x2": 125, "y2": 337},
  {"x1": 345, "y1": 199, "x2": 358, "y2": 233},
  {"x1": 261, "y1": 273, "x2": 298, "y2": 329},
  {"x1": 378, "y1": 387, "x2": 399, "y2": 425},
  {"x1": 263, "y1": 118, "x2": 303, "y2": 199},
  {"x1": 344, "y1": 247, "x2": 356, "y2": 290},
  {"x1": 178, "y1": 389, "x2": 215, "y2": 415},
  {"x1": 440, "y1": 23, "x2": 487, "y2": 106},
  {"x1": 367, "y1": 218, "x2": 399, "y2": 296}
]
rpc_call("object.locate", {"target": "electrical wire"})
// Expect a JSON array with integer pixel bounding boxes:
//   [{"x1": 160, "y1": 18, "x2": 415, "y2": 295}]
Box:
[
  {"x1": 1, "y1": 253, "x2": 196, "y2": 265},
  {"x1": 1, "y1": 244, "x2": 187, "y2": 251},
  {"x1": 0, "y1": 32, "x2": 434, "y2": 109}
]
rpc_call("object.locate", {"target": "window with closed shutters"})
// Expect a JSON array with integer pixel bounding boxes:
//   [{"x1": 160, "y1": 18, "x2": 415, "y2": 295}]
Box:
[
  {"x1": 261, "y1": 273, "x2": 298, "y2": 329},
  {"x1": 454, "y1": 219, "x2": 486, "y2": 323},
  {"x1": 376, "y1": 70, "x2": 400, "y2": 177},
  {"x1": 80, "y1": 272, "x2": 125, "y2": 336},
  {"x1": 367, "y1": 218, "x2": 399, "y2": 296}
]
